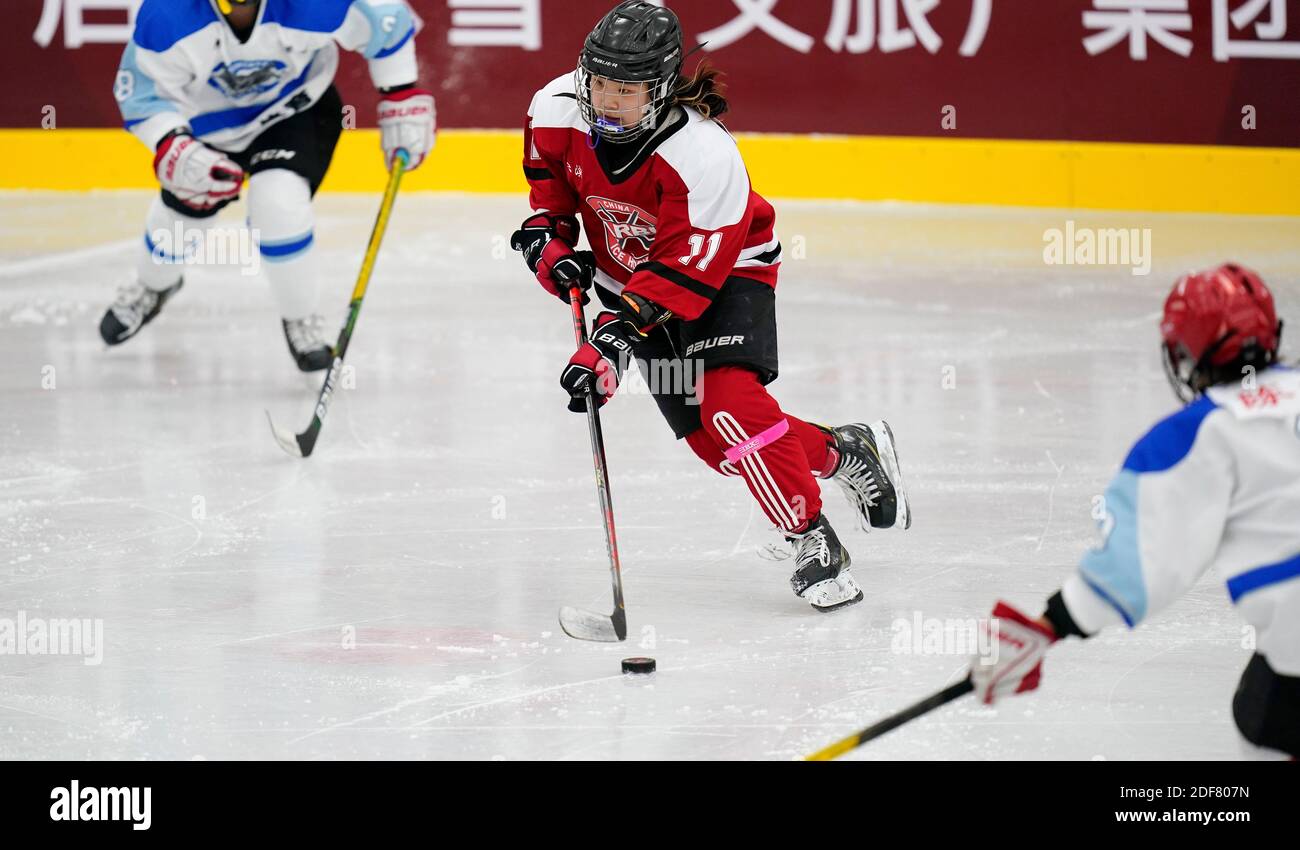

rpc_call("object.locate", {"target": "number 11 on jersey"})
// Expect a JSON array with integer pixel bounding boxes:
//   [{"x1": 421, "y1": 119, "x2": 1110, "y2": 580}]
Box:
[{"x1": 680, "y1": 232, "x2": 723, "y2": 272}]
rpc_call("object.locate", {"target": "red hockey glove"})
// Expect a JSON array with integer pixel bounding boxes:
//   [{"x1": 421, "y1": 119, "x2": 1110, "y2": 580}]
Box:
[
  {"x1": 560, "y1": 312, "x2": 633, "y2": 412},
  {"x1": 154, "y1": 131, "x2": 244, "y2": 213},
  {"x1": 511, "y1": 213, "x2": 592, "y2": 304},
  {"x1": 969, "y1": 601, "x2": 1058, "y2": 706}
]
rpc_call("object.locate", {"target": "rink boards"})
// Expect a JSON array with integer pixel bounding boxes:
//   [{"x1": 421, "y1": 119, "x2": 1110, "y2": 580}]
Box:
[{"x1": 2, "y1": 129, "x2": 1299, "y2": 216}]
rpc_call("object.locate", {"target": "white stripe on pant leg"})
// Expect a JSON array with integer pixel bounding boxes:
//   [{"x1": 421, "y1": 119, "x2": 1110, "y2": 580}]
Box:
[
  {"x1": 750, "y1": 448, "x2": 805, "y2": 531},
  {"x1": 719, "y1": 420, "x2": 787, "y2": 525},
  {"x1": 713, "y1": 411, "x2": 800, "y2": 531},
  {"x1": 713, "y1": 412, "x2": 795, "y2": 530},
  {"x1": 715, "y1": 412, "x2": 800, "y2": 531},
  {"x1": 713, "y1": 413, "x2": 786, "y2": 525},
  {"x1": 715, "y1": 411, "x2": 801, "y2": 528},
  {"x1": 742, "y1": 454, "x2": 800, "y2": 532}
]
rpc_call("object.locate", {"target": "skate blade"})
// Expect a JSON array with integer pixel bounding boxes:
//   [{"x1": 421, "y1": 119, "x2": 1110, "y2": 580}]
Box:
[
  {"x1": 558, "y1": 606, "x2": 627, "y2": 643},
  {"x1": 813, "y1": 589, "x2": 865, "y2": 613},
  {"x1": 805, "y1": 571, "x2": 864, "y2": 612},
  {"x1": 869, "y1": 420, "x2": 912, "y2": 531}
]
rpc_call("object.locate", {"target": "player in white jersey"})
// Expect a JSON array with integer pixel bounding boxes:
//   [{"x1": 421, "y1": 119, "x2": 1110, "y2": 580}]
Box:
[
  {"x1": 970, "y1": 263, "x2": 1298, "y2": 757},
  {"x1": 100, "y1": 0, "x2": 435, "y2": 371}
]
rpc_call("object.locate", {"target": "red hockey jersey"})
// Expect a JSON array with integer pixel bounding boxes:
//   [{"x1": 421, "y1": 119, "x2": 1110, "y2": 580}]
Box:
[{"x1": 524, "y1": 74, "x2": 781, "y2": 322}]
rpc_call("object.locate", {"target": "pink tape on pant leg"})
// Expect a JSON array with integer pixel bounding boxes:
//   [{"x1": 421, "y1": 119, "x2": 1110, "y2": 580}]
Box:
[{"x1": 723, "y1": 418, "x2": 790, "y2": 465}]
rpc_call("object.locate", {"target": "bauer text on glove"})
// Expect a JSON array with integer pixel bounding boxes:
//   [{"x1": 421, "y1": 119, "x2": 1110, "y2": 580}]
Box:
[
  {"x1": 378, "y1": 87, "x2": 436, "y2": 171},
  {"x1": 560, "y1": 312, "x2": 633, "y2": 412}
]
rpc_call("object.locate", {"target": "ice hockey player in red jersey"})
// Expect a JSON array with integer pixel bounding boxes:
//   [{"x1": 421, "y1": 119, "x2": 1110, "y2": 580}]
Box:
[
  {"x1": 969, "y1": 264, "x2": 1299, "y2": 758},
  {"x1": 511, "y1": 1, "x2": 913, "y2": 612}
]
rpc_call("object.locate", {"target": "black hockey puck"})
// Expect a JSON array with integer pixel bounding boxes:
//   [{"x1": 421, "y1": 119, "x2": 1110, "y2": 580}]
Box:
[{"x1": 622, "y1": 657, "x2": 656, "y2": 675}]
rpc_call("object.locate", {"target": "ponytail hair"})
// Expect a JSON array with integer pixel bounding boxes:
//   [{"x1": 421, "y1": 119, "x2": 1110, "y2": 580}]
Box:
[{"x1": 673, "y1": 62, "x2": 729, "y2": 120}]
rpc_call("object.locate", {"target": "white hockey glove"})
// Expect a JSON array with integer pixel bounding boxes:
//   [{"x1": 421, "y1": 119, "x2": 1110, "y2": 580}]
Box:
[{"x1": 378, "y1": 87, "x2": 436, "y2": 171}]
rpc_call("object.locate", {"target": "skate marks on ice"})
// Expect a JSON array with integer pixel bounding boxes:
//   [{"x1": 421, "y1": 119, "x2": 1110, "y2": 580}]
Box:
[{"x1": 0, "y1": 194, "x2": 1296, "y2": 758}]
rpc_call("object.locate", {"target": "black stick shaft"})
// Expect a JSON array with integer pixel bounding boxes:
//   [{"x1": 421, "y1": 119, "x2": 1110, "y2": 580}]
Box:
[
  {"x1": 568, "y1": 287, "x2": 627, "y2": 637},
  {"x1": 806, "y1": 678, "x2": 974, "y2": 760}
]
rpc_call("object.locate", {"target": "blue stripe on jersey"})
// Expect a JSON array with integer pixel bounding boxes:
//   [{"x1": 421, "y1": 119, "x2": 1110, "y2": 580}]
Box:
[
  {"x1": 373, "y1": 26, "x2": 415, "y2": 59},
  {"x1": 261, "y1": 0, "x2": 356, "y2": 34},
  {"x1": 1078, "y1": 470, "x2": 1146, "y2": 627},
  {"x1": 1228, "y1": 551, "x2": 1300, "y2": 602},
  {"x1": 1123, "y1": 395, "x2": 1218, "y2": 474},
  {"x1": 189, "y1": 58, "x2": 315, "y2": 137},
  {"x1": 350, "y1": 3, "x2": 416, "y2": 59},
  {"x1": 1082, "y1": 575, "x2": 1136, "y2": 628},
  {"x1": 133, "y1": 0, "x2": 217, "y2": 53}
]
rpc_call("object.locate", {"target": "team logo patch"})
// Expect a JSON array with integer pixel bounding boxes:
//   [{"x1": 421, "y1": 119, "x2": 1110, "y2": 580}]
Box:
[
  {"x1": 208, "y1": 60, "x2": 289, "y2": 99},
  {"x1": 588, "y1": 196, "x2": 657, "y2": 273},
  {"x1": 1238, "y1": 385, "x2": 1295, "y2": 409}
]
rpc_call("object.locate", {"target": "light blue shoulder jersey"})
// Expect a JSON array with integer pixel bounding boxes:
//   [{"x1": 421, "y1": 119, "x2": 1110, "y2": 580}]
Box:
[
  {"x1": 1061, "y1": 366, "x2": 1300, "y2": 675},
  {"x1": 114, "y1": 0, "x2": 421, "y2": 152}
]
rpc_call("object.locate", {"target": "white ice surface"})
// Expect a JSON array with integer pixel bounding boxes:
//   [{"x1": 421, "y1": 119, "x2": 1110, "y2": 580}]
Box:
[{"x1": 1, "y1": 192, "x2": 1297, "y2": 760}]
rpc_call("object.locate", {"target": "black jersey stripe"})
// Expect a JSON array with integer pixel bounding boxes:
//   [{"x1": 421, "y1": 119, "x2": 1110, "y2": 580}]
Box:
[
  {"x1": 744, "y1": 243, "x2": 783, "y2": 265},
  {"x1": 524, "y1": 165, "x2": 554, "y2": 181},
  {"x1": 638, "y1": 261, "x2": 717, "y2": 301}
]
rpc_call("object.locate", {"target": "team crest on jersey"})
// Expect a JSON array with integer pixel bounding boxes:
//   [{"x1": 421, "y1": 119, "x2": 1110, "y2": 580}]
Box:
[
  {"x1": 208, "y1": 60, "x2": 289, "y2": 99},
  {"x1": 1238, "y1": 385, "x2": 1295, "y2": 409},
  {"x1": 588, "y1": 196, "x2": 657, "y2": 272}
]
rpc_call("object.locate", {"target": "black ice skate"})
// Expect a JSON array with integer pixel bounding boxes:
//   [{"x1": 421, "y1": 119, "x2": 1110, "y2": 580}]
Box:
[
  {"x1": 99, "y1": 279, "x2": 184, "y2": 346},
  {"x1": 282, "y1": 315, "x2": 333, "y2": 373},
  {"x1": 786, "y1": 515, "x2": 863, "y2": 612},
  {"x1": 824, "y1": 421, "x2": 912, "y2": 532}
]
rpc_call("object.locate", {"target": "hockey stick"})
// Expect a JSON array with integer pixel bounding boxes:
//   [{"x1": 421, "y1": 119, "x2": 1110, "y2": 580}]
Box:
[
  {"x1": 267, "y1": 150, "x2": 409, "y2": 458},
  {"x1": 557, "y1": 285, "x2": 628, "y2": 642},
  {"x1": 805, "y1": 677, "x2": 974, "y2": 761}
]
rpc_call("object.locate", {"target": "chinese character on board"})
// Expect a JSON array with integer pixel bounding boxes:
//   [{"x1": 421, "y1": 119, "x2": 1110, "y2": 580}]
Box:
[
  {"x1": 33, "y1": 0, "x2": 140, "y2": 49},
  {"x1": 447, "y1": 0, "x2": 542, "y2": 51},
  {"x1": 1213, "y1": 0, "x2": 1300, "y2": 60},
  {"x1": 701, "y1": 0, "x2": 993, "y2": 56},
  {"x1": 697, "y1": 0, "x2": 817, "y2": 53},
  {"x1": 826, "y1": 0, "x2": 992, "y2": 55},
  {"x1": 1082, "y1": 0, "x2": 1193, "y2": 60}
]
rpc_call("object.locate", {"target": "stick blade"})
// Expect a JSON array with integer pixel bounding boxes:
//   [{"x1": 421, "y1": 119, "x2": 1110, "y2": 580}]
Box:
[
  {"x1": 266, "y1": 410, "x2": 306, "y2": 458},
  {"x1": 558, "y1": 606, "x2": 627, "y2": 643}
]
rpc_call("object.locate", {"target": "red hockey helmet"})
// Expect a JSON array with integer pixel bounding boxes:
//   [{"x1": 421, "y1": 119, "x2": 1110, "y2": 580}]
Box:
[{"x1": 1161, "y1": 263, "x2": 1282, "y2": 402}]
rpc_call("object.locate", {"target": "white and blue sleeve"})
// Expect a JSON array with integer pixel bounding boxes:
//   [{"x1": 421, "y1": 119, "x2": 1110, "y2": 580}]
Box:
[
  {"x1": 1061, "y1": 396, "x2": 1234, "y2": 633},
  {"x1": 115, "y1": 2, "x2": 215, "y2": 149},
  {"x1": 332, "y1": 1, "x2": 421, "y2": 90}
]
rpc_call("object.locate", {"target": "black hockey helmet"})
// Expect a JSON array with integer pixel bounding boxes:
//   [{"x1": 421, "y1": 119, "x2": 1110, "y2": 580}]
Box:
[{"x1": 576, "y1": 1, "x2": 684, "y2": 143}]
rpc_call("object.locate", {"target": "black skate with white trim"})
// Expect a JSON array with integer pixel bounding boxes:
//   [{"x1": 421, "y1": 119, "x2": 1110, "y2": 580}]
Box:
[
  {"x1": 824, "y1": 420, "x2": 912, "y2": 532},
  {"x1": 282, "y1": 315, "x2": 333, "y2": 373},
  {"x1": 99, "y1": 279, "x2": 184, "y2": 346},
  {"x1": 786, "y1": 515, "x2": 863, "y2": 612}
]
